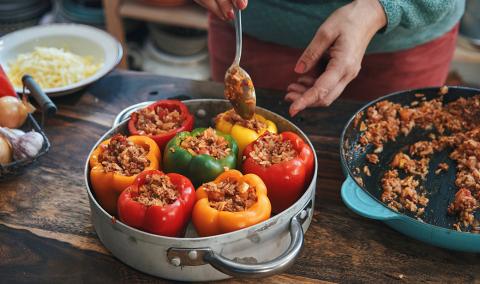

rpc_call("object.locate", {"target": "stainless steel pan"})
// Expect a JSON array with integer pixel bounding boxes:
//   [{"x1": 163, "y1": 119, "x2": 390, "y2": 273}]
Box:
[{"x1": 84, "y1": 99, "x2": 318, "y2": 281}]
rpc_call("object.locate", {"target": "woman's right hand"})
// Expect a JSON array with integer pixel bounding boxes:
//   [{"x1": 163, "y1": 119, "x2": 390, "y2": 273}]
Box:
[{"x1": 194, "y1": 0, "x2": 248, "y2": 20}]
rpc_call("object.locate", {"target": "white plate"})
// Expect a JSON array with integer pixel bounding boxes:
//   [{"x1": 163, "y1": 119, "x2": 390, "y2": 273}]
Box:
[{"x1": 0, "y1": 23, "x2": 123, "y2": 97}]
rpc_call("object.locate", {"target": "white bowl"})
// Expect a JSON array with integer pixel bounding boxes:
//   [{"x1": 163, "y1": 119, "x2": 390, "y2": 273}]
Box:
[{"x1": 0, "y1": 23, "x2": 122, "y2": 97}]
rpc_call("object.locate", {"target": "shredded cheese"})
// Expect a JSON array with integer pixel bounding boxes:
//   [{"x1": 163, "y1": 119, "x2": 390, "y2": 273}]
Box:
[{"x1": 7, "y1": 47, "x2": 103, "y2": 89}]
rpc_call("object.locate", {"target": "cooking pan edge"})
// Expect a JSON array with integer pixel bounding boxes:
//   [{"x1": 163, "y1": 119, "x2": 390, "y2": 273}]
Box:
[{"x1": 84, "y1": 99, "x2": 318, "y2": 281}]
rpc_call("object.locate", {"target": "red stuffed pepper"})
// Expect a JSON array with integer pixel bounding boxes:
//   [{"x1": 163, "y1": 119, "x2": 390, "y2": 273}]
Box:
[
  {"x1": 242, "y1": 131, "x2": 314, "y2": 213},
  {"x1": 128, "y1": 100, "x2": 194, "y2": 151},
  {"x1": 117, "y1": 170, "x2": 196, "y2": 237}
]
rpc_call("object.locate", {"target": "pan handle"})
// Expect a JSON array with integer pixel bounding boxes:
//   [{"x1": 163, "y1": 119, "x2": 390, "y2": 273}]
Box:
[
  {"x1": 341, "y1": 177, "x2": 399, "y2": 221},
  {"x1": 204, "y1": 212, "x2": 305, "y2": 278},
  {"x1": 167, "y1": 203, "x2": 311, "y2": 278}
]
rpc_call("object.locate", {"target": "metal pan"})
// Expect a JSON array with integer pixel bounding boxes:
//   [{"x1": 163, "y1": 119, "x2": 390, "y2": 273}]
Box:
[
  {"x1": 84, "y1": 99, "x2": 318, "y2": 281},
  {"x1": 340, "y1": 86, "x2": 480, "y2": 252}
]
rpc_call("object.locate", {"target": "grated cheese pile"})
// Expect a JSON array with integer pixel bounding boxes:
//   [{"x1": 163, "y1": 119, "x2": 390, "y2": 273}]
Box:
[{"x1": 7, "y1": 46, "x2": 102, "y2": 89}]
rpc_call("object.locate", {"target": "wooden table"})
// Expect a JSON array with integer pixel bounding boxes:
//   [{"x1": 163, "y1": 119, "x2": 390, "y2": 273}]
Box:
[{"x1": 1, "y1": 71, "x2": 479, "y2": 283}]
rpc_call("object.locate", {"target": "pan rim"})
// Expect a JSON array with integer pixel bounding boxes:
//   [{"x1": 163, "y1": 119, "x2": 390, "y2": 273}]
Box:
[
  {"x1": 84, "y1": 99, "x2": 318, "y2": 242},
  {"x1": 339, "y1": 85, "x2": 480, "y2": 235}
]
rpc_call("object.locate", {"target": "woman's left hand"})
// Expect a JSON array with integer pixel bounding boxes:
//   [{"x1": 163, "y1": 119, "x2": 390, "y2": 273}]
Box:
[{"x1": 285, "y1": 0, "x2": 387, "y2": 116}]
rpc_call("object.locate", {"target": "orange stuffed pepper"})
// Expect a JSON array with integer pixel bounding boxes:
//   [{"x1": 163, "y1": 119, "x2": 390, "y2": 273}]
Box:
[
  {"x1": 192, "y1": 169, "x2": 271, "y2": 237},
  {"x1": 89, "y1": 134, "x2": 161, "y2": 215}
]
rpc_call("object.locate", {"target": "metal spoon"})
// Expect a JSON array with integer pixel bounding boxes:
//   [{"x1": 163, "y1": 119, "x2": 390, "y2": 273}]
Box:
[{"x1": 224, "y1": 9, "x2": 256, "y2": 120}]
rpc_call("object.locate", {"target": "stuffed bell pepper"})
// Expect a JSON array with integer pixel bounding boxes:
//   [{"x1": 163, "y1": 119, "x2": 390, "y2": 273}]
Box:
[
  {"x1": 163, "y1": 127, "x2": 238, "y2": 186},
  {"x1": 128, "y1": 100, "x2": 194, "y2": 151},
  {"x1": 192, "y1": 169, "x2": 271, "y2": 237},
  {"x1": 117, "y1": 170, "x2": 196, "y2": 237},
  {"x1": 215, "y1": 109, "x2": 277, "y2": 155},
  {"x1": 242, "y1": 131, "x2": 314, "y2": 213},
  {"x1": 89, "y1": 134, "x2": 161, "y2": 215}
]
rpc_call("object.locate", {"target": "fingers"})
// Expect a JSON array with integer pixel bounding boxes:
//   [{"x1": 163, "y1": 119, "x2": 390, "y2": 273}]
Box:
[
  {"x1": 216, "y1": 0, "x2": 235, "y2": 19},
  {"x1": 287, "y1": 56, "x2": 358, "y2": 116},
  {"x1": 295, "y1": 25, "x2": 339, "y2": 74},
  {"x1": 285, "y1": 92, "x2": 302, "y2": 103},
  {"x1": 289, "y1": 61, "x2": 344, "y2": 114},
  {"x1": 194, "y1": 0, "x2": 225, "y2": 19},
  {"x1": 287, "y1": 76, "x2": 350, "y2": 116},
  {"x1": 195, "y1": 0, "x2": 245, "y2": 20},
  {"x1": 297, "y1": 76, "x2": 316, "y2": 86},
  {"x1": 321, "y1": 77, "x2": 349, "y2": 106},
  {"x1": 287, "y1": 83, "x2": 308, "y2": 93},
  {"x1": 235, "y1": 0, "x2": 248, "y2": 9},
  {"x1": 288, "y1": 85, "x2": 328, "y2": 117},
  {"x1": 285, "y1": 76, "x2": 315, "y2": 102}
]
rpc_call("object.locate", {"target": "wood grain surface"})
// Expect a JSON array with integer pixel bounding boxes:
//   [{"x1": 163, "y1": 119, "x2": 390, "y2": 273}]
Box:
[{"x1": 0, "y1": 71, "x2": 479, "y2": 283}]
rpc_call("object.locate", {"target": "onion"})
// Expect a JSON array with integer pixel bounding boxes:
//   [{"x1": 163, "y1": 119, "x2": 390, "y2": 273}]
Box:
[
  {"x1": 0, "y1": 135, "x2": 12, "y2": 165},
  {"x1": 0, "y1": 96, "x2": 35, "y2": 128}
]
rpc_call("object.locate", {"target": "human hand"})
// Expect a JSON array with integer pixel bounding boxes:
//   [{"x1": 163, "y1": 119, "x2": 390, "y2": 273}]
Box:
[
  {"x1": 194, "y1": 0, "x2": 248, "y2": 20},
  {"x1": 285, "y1": 0, "x2": 387, "y2": 116}
]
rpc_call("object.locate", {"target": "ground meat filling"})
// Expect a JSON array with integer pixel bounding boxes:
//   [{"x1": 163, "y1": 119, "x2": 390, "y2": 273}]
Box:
[
  {"x1": 448, "y1": 188, "x2": 478, "y2": 231},
  {"x1": 224, "y1": 67, "x2": 254, "y2": 105},
  {"x1": 356, "y1": 93, "x2": 480, "y2": 230},
  {"x1": 435, "y1": 162, "x2": 449, "y2": 175},
  {"x1": 179, "y1": 128, "x2": 231, "y2": 159},
  {"x1": 366, "y1": 153, "x2": 379, "y2": 165},
  {"x1": 134, "y1": 174, "x2": 178, "y2": 207},
  {"x1": 409, "y1": 141, "x2": 435, "y2": 158},
  {"x1": 391, "y1": 152, "x2": 430, "y2": 179},
  {"x1": 134, "y1": 106, "x2": 183, "y2": 135},
  {"x1": 249, "y1": 132, "x2": 297, "y2": 167},
  {"x1": 381, "y1": 170, "x2": 428, "y2": 215},
  {"x1": 216, "y1": 109, "x2": 266, "y2": 133},
  {"x1": 99, "y1": 134, "x2": 150, "y2": 176},
  {"x1": 203, "y1": 178, "x2": 257, "y2": 212},
  {"x1": 358, "y1": 100, "x2": 401, "y2": 151}
]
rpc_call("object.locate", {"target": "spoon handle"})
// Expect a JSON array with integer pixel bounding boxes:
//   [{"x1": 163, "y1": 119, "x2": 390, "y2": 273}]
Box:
[{"x1": 233, "y1": 9, "x2": 242, "y2": 65}]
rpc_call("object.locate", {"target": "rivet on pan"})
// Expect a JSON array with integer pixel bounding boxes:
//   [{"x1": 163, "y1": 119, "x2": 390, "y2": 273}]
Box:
[
  {"x1": 300, "y1": 210, "x2": 307, "y2": 220},
  {"x1": 188, "y1": 250, "x2": 198, "y2": 260},
  {"x1": 196, "y1": 109, "x2": 206, "y2": 118},
  {"x1": 170, "y1": 257, "x2": 181, "y2": 267}
]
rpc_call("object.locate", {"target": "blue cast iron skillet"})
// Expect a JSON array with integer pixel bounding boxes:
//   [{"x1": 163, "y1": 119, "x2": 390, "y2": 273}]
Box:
[{"x1": 340, "y1": 86, "x2": 480, "y2": 252}]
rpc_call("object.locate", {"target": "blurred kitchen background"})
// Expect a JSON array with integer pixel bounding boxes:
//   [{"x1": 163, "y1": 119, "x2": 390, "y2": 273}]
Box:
[{"x1": 1, "y1": 0, "x2": 479, "y2": 86}]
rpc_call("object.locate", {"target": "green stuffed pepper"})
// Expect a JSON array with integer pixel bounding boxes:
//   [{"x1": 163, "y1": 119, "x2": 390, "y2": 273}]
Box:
[{"x1": 163, "y1": 127, "x2": 238, "y2": 186}]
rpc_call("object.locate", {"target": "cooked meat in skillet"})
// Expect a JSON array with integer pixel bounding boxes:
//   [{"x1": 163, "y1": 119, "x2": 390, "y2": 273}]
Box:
[{"x1": 358, "y1": 93, "x2": 480, "y2": 231}]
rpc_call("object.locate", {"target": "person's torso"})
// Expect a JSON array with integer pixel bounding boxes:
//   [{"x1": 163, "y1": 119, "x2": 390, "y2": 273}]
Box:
[{"x1": 241, "y1": 0, "x2": 464, "y2": 53}]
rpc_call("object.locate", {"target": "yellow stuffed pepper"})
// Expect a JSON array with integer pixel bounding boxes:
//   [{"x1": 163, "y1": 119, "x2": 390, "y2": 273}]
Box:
[{"x1": 215, "y1": 109, "x2": 277, "y2": 156}]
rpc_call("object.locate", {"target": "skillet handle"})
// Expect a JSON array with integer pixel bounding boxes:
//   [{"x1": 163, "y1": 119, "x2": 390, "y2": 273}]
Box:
[
  {"x1": 204, "y1": 213, "x2": 305, "y2": 278},
  {"x1": 341, "y1": 176, "x2": 399, "y2": 221}
]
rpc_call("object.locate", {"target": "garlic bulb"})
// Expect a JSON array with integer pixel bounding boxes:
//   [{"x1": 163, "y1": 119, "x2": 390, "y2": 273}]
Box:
[
  {"x1": 0, "y1": 128, "x2": 44, "y2": 160},
  {"x1": 14, "y1": 131, "x2": 44, "y2": 160}
]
